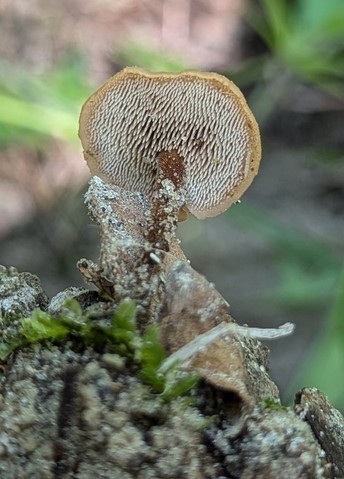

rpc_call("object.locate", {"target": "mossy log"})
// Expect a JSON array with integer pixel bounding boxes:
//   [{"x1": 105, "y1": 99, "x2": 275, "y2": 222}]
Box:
[{"x1": 1, "y1": 177, "x2": 343, "y2": 478}]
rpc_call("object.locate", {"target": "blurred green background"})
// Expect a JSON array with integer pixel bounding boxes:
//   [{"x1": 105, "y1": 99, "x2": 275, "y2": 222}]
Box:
[{"x1": 0, "y1": 0, "x2": 343, "y2": 409}]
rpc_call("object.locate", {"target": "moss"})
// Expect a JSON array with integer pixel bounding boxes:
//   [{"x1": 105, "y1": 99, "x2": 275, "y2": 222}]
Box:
[
  {"x1": 140, "y1": 324, "x2": 200, "y2": 400},
  {"x1": 261, "y1": 398, "x2": 287, "y2": 410},
  {"x1": 140, "y1": 324, "x2": 166, "y2": 391},
  {"x1": 0, "y1": 298, "x2": 199, "y2": 400}
]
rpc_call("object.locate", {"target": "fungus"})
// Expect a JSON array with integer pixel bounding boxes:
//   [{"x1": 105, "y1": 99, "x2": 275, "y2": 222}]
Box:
[{"x1": 79, "y1": 66, "x2": 261, "y2": 221}]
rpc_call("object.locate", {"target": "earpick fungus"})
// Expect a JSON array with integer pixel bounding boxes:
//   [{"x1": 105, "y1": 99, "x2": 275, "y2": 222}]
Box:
[
  {"x1": 79, "y1": 66, "x2": 261, "y2": 226},
  {"x1": 78, "y1": 69, "x2": 298, "y2": 413}
]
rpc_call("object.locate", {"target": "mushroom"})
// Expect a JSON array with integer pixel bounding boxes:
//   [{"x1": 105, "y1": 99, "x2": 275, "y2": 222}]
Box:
[{"x1": 79, "y1": 66, "x2": 261, "y2": 221}]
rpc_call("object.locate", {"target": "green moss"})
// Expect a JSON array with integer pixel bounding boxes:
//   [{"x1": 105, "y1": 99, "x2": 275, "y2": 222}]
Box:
[
  {"x1": 0, "y1": 298, "x2": 199, "y2": 401},
  {"x1": 261, "y1": 398, "x2": 286, "y2": 410},
  {"x1": 161, "y1": 368, "x2": 200, "y2": 402},
  {"x1": 110, "y1": 299, "x2": 139, "y2": 352},
  {"x1": 140, "y1": 325, "x2": 166, "y2": 391}
]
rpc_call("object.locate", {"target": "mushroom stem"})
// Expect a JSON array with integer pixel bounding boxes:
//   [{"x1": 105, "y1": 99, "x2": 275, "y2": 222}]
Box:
[
  {"x1": 157, "y1": 149, "x2": 186, "y2": 190},
  {"x1": 145, "y1": 149, "x2": 187, "y2": 251}
]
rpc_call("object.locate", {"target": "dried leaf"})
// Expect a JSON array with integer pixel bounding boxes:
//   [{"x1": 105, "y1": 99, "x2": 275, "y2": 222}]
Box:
[{"x1": 160, "y1": 261, "x2": 281, "y2": 424}]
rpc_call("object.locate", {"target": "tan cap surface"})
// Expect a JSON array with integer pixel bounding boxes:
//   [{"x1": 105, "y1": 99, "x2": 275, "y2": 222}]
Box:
[{"x1": 79, "y1": 67, "x2": 261, "y2": 219}]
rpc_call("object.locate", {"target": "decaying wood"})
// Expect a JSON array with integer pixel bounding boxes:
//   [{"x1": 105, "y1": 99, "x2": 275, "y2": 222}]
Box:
[
  {"x1": 0, "y1": 177, "x2": 343, "y2": 478},
  {"x1": 77, "y1": 176, "x2": 186, "y2": 328},
  {"x1": 295, "y1": 387, "x2": 344, "y2": 477}
]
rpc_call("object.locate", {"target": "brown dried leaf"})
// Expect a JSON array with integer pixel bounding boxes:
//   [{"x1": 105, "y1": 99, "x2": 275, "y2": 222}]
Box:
[
  {"x1": 160, "y1": 261, "x2": 231, "y2": 353},
  {"x1": 160, "y1": 261, "x2": 280, "y2": 422}
]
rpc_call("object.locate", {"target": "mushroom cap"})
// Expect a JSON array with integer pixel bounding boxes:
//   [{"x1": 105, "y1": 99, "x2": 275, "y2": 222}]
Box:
[{"x1": 79, "y1": 67, "x2": 261, "y2": 219}]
